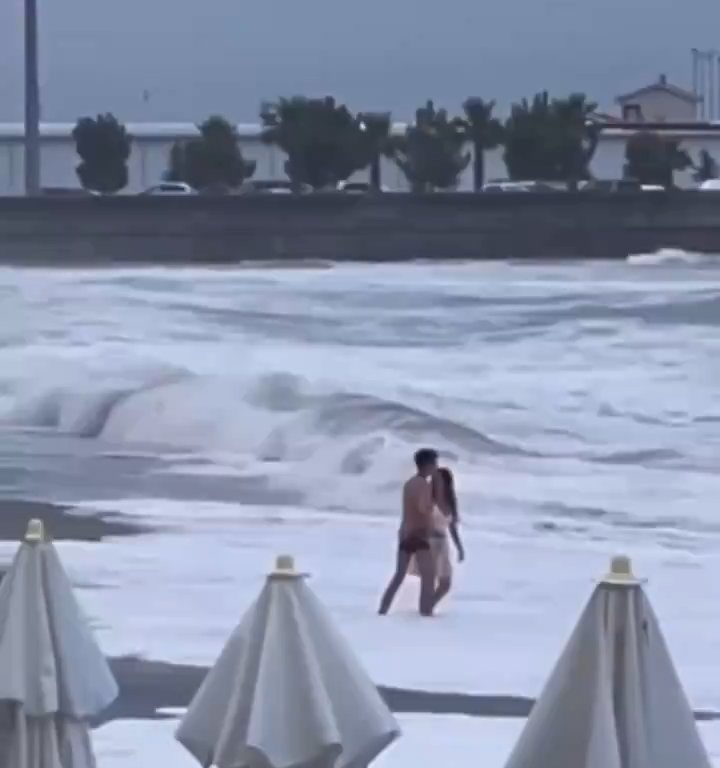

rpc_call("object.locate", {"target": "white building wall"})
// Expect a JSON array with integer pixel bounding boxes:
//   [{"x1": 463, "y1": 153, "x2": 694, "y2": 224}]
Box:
[
  {"x1": 620, "y1": 90, "x2": 697, "y2": 123},
  {"x1": 1, "y1": 123, "x2": 719, "y2": 194},
  {"x1": 589, "y1": 137, "x2": 628, "y2": 181}
]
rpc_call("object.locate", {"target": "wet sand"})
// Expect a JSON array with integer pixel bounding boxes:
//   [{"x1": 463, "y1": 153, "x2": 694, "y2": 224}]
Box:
[
  {"x1": 1, "y1": 499, "x2": 718, "y2": 727},
  {"x1": 0, "y1": 498, "x2": 148, "y2": 543},
  {"x1": 102, "y1": 655, "x2": 720, "y2": 726},
  {"x1": 101, "y1": 656, "x2": 535, "y2": 725},
  {"x1": 0, "y1": 498, "x2": 150, "y2": 589}
]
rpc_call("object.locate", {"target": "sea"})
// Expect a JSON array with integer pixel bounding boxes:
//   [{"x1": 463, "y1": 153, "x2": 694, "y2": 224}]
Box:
[{"x1": 1, "y1": 251, "x2": 719, "y2": 766}]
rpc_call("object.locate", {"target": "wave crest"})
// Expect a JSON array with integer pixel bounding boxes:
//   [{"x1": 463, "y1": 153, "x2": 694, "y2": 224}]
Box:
[
  {"x1": 2, "y1": 372, "x2": 526, "y2": 473},
  {"x1": 627, "y1": 249, "x2": 718, "y2": 267}
]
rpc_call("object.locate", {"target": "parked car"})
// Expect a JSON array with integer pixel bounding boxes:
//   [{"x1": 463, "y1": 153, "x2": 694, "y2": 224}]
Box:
[
  {"x1": 140, "y1": 182, "x2": 197, "y2": 195},
  {"x1": 483, "y1": 181, "x2": 533, "y2": 192},
  {"x1": 482, "y1": 180, "x2": 565, "y2": 193},
  {"x1": 241, "y1": 180, "x2": 312, "y2": 195},
  {"x1": 336, "y1": 181, "x2": 391, "y2": 193},
  {"x1": 579, "y1": 179, "x2": 642, "y2": 192},
  {"x1": 699, "y1": 179, "x2": 720, "y2": 191}
]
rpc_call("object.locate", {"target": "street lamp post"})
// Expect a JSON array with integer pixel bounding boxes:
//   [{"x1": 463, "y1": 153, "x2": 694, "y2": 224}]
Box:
[
  {"x1": 692, "y1": 48, "x2": 720, "y2": 121},
  {"x1": 692, "y1": 48, "x2": 700, "y2": 118},
  {"x1": 24, "y1": 0, "x2": 41, "y2": 196}
]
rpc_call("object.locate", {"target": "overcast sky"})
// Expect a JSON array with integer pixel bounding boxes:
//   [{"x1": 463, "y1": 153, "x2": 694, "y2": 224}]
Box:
[{"x1": 1, "y1": 0, "x2": 718, "y2": 123}]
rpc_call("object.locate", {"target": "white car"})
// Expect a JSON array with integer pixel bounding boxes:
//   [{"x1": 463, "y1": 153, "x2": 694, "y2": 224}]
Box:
[
  {"x1": 482, "y1": 180, "x2": 565, "y2": 193},
  {"x1": 141, "y1": 182, "x2": 197, "y2": 195},
  {"x1": 699, "y1": 179, "x2": 720, "y2": 191},
  {"x1": 483, "y1": 181, "x2": 535, "y2": 192},
  {"x1": 336, "y1": 181, "x2": 391, "y2": 193},
  {"x1": 243, "y1": 180, "x2": 312, "y2": 195}
]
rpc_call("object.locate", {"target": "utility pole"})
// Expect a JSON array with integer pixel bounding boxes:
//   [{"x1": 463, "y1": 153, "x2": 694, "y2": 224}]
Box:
[
  {"x1": 24, "y1": 0, "x2": 41, "y2": 196},
  {"x1": 709, "y1": 52, "x2": 716, "y2": 121},
  {"x1": 692, "y1": 48, "x2": 700, "y2": 118},
  {"x1": 692, "y1": 48, "x2": 720, "y2": 121}
]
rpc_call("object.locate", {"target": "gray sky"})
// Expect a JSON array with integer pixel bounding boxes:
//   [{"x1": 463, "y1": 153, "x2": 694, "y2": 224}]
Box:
[{"x1": 1, "y1": 0, "x2": 718, "y2": 123}]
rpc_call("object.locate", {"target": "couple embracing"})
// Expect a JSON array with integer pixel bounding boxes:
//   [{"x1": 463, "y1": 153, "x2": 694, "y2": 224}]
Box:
[{"x1": 379, "y1": 448, "x2": 465, "y2": 617}]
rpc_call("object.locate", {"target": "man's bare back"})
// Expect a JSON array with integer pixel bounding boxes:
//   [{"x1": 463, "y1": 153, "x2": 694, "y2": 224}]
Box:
[{"x1": 401, "y1": 475, "x2": 433, "y2": 538}]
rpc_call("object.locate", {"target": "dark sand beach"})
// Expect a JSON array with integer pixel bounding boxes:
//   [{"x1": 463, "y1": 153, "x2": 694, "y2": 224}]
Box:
[
  {"x1": 102, "y1": 656, "x2": 537, "y2": 725},
  {"x1": 101, "y1": 656, "x2": 720, "y2": 727},
  {"x1": 1, "y1": 498, "x2": 718, "y2": 728},
  {"x1": 0, "y1": 498, "x2": 148, "y2": 542}
]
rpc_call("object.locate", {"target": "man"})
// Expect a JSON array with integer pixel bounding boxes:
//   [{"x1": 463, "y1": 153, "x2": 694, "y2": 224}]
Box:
[{"x1": 378, "y1": 447, "x2": 438, "y2": 617}]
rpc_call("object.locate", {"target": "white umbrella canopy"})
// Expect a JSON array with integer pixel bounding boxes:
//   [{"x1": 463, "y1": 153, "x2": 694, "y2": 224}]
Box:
[
  {"x1": 504, "y1": 555, "x2": 711, "y2": 768},
  {"x1": 0, "y1": 519, "x2": 119, "y2": 768},
  {"x1": 176, "y1": 555, "x2": 400, "y2": 768}
]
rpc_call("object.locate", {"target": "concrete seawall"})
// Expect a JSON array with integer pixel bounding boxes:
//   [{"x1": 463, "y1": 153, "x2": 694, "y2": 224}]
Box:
[{"x1": 1, "y1": 191, "x2": 720, "y2": 264}]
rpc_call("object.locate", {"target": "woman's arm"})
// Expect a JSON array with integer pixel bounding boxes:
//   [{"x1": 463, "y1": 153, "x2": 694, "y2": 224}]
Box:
[{"x1": 449, "y1": 519, "x2": 465, "y2": 562}]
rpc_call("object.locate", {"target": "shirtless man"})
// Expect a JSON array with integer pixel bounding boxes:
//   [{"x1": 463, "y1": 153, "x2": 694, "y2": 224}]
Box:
[{"x1": 378, "y1": 448, "x2": 438, "y2": 617}]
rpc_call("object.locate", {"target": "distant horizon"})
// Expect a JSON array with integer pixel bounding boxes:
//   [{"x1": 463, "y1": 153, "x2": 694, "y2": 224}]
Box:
[{"x1": 0, "y1": 0, "x2": 713, "y2": 123}]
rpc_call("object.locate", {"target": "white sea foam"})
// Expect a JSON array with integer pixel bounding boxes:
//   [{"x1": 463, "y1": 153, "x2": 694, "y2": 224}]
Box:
[
  {"x1": 627, "y1": 248, "x2": 718, "y2": 267},
  {"x1": 0, "y1": 261, "x2": 719, "y2": 715}
]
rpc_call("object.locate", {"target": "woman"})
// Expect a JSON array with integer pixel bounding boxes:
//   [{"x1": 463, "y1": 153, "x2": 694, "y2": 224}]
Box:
[{"x1": 409, "y1": 466, "x2": 465, "y2": 609}]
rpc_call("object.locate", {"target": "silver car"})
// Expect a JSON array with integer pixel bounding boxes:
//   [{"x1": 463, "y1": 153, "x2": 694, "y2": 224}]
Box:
[{"x1": 141, "y1": 182, "x2": 197, "y2": 195}]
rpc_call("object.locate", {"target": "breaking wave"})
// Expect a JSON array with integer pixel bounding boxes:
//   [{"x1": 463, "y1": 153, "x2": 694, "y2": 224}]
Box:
[
  {"x1": 0, "y1": 372, "x2": 531, "y2": 479},
  {"x1": 627, "y1": 249, "x2": 719, "y2": 267}
]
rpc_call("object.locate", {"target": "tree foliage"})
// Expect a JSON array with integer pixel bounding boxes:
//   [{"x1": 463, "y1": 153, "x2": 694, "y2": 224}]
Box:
[
  {"x1": 167, "y1": 116, "x2": 255, "y2": 191},
  {"x1": 72, "y1": 113, "x2": 131, "y2": 193},
  {"x1": 624, "y1": 131, "x2": 691, "y2": 187},
  {"x1": 463, "y1": 98, "x2": 503, "y2": 191},
  {"x1": 389, "y1": 101, "x2": 470, "y2": 191},
  {"x1": 503, "y1": 92, "x2": 599, "y2": 185},
  {"x1": 261, "y1": 97, "x2": 384, "y2": 189},
  {"x1": 693, "y1": 149, "x2": 719, "y2": 183}
]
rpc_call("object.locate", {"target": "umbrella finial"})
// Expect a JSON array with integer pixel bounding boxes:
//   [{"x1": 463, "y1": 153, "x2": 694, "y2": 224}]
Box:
[
  {"x1": 269, "y1": 554, "x2": 306, "y2": 580},
  {"x1": 24, "y1": 518, "x2": 45, "y2": 543},
  {"x1": 600, "y1": 554, "x2": 645, "y2": 586}
]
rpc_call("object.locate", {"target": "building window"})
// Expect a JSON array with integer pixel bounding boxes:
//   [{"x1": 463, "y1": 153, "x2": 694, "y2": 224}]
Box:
[{"x1": 622, "y1": 104, "x2": 642, "y2": 122}]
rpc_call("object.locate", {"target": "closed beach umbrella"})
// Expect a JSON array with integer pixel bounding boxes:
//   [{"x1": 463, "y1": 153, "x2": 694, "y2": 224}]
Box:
[
  {"x1": 176, "y1": 555, "x2": 400, "y2": 768},
  {"x1": 504, "y1": 555, "x2": 711, "y2": 768},
  {"x1": 0, "y1": 519, "x2": 118, "y2": 768}
]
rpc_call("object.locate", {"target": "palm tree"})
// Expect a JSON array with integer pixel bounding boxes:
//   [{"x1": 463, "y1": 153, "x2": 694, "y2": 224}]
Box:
[
  {"x1": 463, "y1": 98, "x2": 503, "y2": 191},
  {"x1": 552, "y1": 93, "x2": 599, "y2": 189},
  {"x1": 503, "y1": 91, "x2": 598, "y2": 186},
  {"x1": 624, "y1": 131, "x2": 691, "y2": 187},
  {"x1": 389, "y1": 101, "x2": 470, "y2": 192}
]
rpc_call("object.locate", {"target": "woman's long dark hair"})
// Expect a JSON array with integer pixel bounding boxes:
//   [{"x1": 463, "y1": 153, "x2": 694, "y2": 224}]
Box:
[{"x1": 435, "y1": 467, "x2": 458, "y2": 521}]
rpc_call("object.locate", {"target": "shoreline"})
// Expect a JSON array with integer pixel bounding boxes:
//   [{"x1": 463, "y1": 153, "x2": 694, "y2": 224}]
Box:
[{"x1": 0, "y1": 499, "x2": 149, "y2": 543}]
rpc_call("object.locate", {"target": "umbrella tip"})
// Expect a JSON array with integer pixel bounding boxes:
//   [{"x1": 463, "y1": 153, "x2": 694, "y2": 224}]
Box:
[
  {"x1": 269, "y1": 554, "x2": 306, "y2": 580},
  {"x1": 24, "y1": 518, "x2": 45, "y2": 543},
  {"x1": 600, "y1": 554, "x2": 645, "y2": 586},
  {"x1": 276, "y1": 554, "x2": 294, "y2": 570}
]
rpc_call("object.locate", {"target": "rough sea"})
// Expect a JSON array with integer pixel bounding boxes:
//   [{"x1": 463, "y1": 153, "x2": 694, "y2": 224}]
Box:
[{"x1": 1, "y1": 250, "x2": 719, "y2": 765}]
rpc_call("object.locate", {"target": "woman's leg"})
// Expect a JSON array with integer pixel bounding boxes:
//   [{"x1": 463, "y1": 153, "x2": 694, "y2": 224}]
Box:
[
  {"x1": 432, "y1": 539, "x2": 453, "y2": 609},
  {"x1": 432, "y1": 577, "x2": 452, "y2": 609},
  {"x1": 378, "y1": 545, "x2": 411, "y2": 615},
  {"x1": 414, "y1": 547, "x2": 436, "y2": 616}
]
